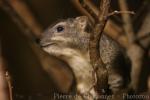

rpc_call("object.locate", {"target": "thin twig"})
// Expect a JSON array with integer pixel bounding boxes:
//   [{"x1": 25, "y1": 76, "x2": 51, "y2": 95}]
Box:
[
  {"x1": 106, "y1": 10, "x2": 135, "y2": 18},
  {"x1": 0, "y1": 41, "x2": 11, "y2": 100},
  {"x1": 5, "y1": 72, "x2": 13, "y2": 100}
]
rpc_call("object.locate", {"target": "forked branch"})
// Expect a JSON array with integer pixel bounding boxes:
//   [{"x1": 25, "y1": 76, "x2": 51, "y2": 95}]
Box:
[{"x1": 89, "y1": 0, "x2": 111, "y2": 95}]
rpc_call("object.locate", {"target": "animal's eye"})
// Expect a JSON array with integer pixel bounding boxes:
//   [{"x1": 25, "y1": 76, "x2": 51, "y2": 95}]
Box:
[{"x1": 56, "y1": 26, "x2": 64, "y2": 32}]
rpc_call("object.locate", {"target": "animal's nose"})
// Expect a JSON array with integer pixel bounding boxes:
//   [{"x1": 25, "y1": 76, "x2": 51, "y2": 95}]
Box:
[
  {"x1": 35, "y1": 38, "x2": 41, "y2": 44},
  {"x1": 35, "y1": 38, "x2": 44, "y2": 48}
]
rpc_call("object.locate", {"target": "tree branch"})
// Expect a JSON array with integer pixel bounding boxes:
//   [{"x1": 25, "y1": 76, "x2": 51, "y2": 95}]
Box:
[
  {"x1": 89, "y1": 0, "x2": 111, "y2": 95},
  {"x1": 0, "y1": 41, "x2": 11, "y2": 100}
]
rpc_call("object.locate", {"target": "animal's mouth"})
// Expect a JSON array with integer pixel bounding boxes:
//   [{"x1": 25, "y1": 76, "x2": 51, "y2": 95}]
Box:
[{"x1": 40, "y1": 42, "x2": 57, "y2": 48}]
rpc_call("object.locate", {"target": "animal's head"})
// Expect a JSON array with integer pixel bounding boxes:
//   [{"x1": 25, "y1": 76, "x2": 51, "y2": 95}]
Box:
[{"x1": 40, "y1": 16, "x2": 92, "y2": 52}]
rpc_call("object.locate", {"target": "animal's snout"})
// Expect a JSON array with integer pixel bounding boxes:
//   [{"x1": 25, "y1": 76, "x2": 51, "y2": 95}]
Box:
[
  {"x1": 35, "y1": 38, "x2": 46, "y2": 48},
  {"x1": 35, "y1": 38, "x2": 41, "y2": 44}
]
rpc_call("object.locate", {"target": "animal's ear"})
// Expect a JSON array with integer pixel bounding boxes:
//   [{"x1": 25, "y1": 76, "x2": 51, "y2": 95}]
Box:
[{"x1": 75, "y1": 16, "x2": 88, "y2": 31}]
